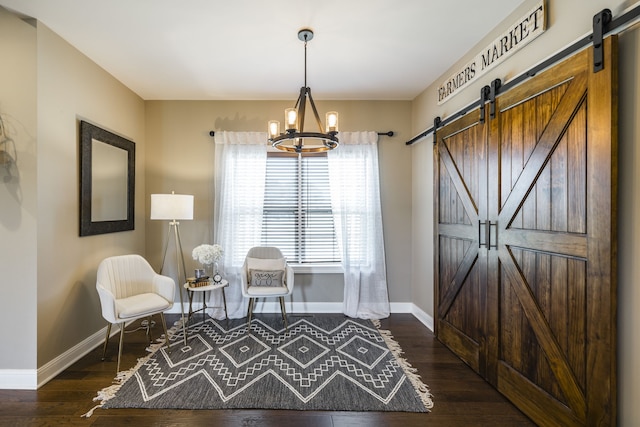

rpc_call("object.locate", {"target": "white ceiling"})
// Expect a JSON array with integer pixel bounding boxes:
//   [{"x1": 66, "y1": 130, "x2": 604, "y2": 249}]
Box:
[{"x1": 0, "y1": 0, "x2": 525, "y2": 101}]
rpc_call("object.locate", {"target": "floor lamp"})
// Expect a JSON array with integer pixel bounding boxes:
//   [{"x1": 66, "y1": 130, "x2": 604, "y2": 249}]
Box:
[{"x1": 151, "y1": 192, "x2": 194, "y2": 346}]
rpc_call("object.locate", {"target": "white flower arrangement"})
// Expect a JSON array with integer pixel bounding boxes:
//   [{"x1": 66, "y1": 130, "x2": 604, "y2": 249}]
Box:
[{"x1": 192, "y1": 244, "x2": 223, "y2": 266}]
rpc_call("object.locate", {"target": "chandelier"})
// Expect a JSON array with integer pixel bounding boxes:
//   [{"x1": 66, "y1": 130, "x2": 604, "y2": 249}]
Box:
[{"x1": 268, "y1": 29, "x2": 339, "y2": 153}]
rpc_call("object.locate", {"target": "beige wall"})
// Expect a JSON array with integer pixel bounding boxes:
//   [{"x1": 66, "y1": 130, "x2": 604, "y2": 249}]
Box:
[
  {"x1": 410, "y1": 0, "x2": 639, "y2": 424},
  {"x1": 0, "y1": 8, "x2": 38, "y2": 371},
  {"x1": 144, "y1": 100, "x2": 413, "y2": 304},
  {"x1": 34, "y1": 24, "x2": 146, "y2": 369}
]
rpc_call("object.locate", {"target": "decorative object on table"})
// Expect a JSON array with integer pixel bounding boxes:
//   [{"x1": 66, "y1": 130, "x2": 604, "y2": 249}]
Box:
[
  {"x1": 86, "y1": 315, "x2": 433, "y2": 414},
  {"x1": 150, "y1": 191, "x2": 194, "y2": 345},
  {"x1": 212, "y1": 272, "x2": 223, "y2": 284},
  {"x1": 192, "y1": 243, "x2": 223, "y2": 275},
  {"x1": 186, "y1": 275, "x2": 211, "y2": 288}
]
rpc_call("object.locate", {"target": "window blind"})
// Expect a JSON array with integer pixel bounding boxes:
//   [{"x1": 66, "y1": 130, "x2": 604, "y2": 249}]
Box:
[{"x1": 262, "y1": 154, "x2": 340, "y2": 264}]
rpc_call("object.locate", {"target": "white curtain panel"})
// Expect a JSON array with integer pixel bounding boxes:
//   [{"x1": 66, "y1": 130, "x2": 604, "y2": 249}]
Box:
[
  {"x1": 328, "y1": 131, "x2": 390, "y2": 319},
  {"x1": 212, "y1": 131, "x2": 267, "y2": 319},
  {"x1": 211, "y1": 131, "x2": 389, "y2": 320}
]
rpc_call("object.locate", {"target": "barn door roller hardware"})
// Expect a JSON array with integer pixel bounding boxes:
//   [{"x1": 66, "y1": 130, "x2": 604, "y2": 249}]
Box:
[
  {"x1": 479, "y1": 86, "x2": 491, "y2": 124},
  {"x1": 433, "y1": 117, "x2": 442, "y2": 142},
  {"x1": 593, "y1": 9, "x2": 612, "y2": 72},
  {"x1": 489, "y1": 79, "x2": 502, "y2": 119},
  {"x1": 479, "y1": 79, "x2": 501, "y2": 124}
]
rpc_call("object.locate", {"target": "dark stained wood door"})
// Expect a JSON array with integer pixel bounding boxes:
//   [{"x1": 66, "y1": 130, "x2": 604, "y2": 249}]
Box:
[
  {"x1": 434, "y1": 111, "x2": 489, "y2": 375},
  {"x1": 434, "y1": 36, "x2": 617, "y2": 426}
]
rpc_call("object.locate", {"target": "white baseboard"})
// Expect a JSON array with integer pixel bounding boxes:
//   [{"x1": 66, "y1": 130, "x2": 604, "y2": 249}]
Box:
[
  {"x1": 36, "y1": 325, "x2": 117, "y2": 389},
  {"x1": 389, "y1": 302, "x2": 415, "y2": 313},
  {"x1": 0, "y1": 369, "x2": 38, "y2": 390},
  {"x1": 411, "y1": 304, "x2": 434, "y2": 331},
  {"x1": 1, "y1": 302, "x2": 434, "y2": 390}
]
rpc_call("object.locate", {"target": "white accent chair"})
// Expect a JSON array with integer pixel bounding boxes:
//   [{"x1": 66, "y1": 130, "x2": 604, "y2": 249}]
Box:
[
  {"x1": 96, "y1": 254, "x2": 175, "y2": 372},
  {"x1": 241, "y1": 247, "x2": 294, "y2": 329}
]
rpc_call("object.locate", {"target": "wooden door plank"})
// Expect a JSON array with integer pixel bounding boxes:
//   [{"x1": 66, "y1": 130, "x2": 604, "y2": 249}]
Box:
[
  {"x1": 498, "y1": 71, "x2": 588, "y2": 229},
  {"x1": 584, "y1": 35, "x2": 618, "y2": 427},
  {"x1": 500, "y1": 229, "x2": 587, "y2": 259},
  {"x1": 438, "y1": 142, "x2": 479, "y2": 225},
  {"x1": 499, "y1": 248, "x2": 587, "y2": 418},
  {"x1": 437, "y1": 320, "x2": 481, "y2": 373},
  {"x1": 439, "y1": 244, "x2": 479, "y2": 315},
  {"x1": 497, "y1": 362, "x2": 583, "y2": 427}
]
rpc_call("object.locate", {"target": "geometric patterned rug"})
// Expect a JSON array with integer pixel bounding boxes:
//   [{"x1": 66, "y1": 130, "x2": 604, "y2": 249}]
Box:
[{"x1": 86, "y1": 315, "x2": 433, "y2": 414}]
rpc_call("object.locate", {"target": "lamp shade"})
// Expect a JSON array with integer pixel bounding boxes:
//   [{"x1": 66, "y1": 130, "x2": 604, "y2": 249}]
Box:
[{"x1": 150, "y1": 193, "x2": 194, "y2": 220}]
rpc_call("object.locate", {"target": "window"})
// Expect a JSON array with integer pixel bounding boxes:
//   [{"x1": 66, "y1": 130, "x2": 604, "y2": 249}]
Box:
[{"x1": 261, "y1": 153, "x2": 340, "y2": 264}]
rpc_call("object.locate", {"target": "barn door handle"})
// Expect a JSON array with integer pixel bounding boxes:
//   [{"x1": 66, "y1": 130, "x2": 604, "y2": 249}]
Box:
[
  {"x1": 479, "y1": 220, "x2": 490, "y2": 249},
  {"x1": 480, "y1": 221, "x2": 498, "y2": 250},
  {"x1": 488, "y1": 221, "x2": 498, "y2": 250}
]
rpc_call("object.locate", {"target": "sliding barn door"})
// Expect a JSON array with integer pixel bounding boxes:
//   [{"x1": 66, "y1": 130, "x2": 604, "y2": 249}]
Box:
[
  {"x1": 434, "y1": 112, "x2": 489, "y2": 375},
  {"x1": 435, "y1": 36, "x2": 617, "y2": 426}
]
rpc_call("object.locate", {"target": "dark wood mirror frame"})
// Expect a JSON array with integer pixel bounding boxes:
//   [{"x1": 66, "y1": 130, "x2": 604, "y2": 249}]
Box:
[{"x1": 79, "y1": 120, "x2": 135, "y2": 236}]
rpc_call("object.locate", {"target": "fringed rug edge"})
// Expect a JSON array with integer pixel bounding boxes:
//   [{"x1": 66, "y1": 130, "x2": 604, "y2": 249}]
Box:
[
  {"x1": 82, "y1": 319, "x2": 184, "y2": 418},
  {"x1": 371, "y1": 318, "x2": 434, "y2": 411}
]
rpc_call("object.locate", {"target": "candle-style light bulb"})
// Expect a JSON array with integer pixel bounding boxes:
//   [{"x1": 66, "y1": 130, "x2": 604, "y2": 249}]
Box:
[
  {"x1": 285, "y1": 108, "x2": 298, "y2": 131},
  {"x1": 268, "y1": 120, "x2": 280, "y2": 139},
  {"x1": 326, "y1": 111, "x2": 339, "y2": 133}
]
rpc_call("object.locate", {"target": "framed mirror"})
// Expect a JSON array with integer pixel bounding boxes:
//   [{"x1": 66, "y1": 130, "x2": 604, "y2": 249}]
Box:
[{"x1": 79, "y1": 120, "x2": 135, "y2": 236}]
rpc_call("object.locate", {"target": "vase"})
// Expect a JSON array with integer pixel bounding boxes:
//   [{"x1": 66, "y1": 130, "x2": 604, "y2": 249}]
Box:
[{"x1": 196, "y1": 263, "x2": 208, "y2": 279}]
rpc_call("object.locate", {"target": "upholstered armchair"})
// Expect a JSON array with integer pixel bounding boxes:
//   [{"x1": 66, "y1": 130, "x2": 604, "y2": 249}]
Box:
[
  {"x1": 96, "y1": 254, "x2": 175, "y2": 372},
  {"x1": 240, "y1": 246, "x2": 294, "y2": 329}
]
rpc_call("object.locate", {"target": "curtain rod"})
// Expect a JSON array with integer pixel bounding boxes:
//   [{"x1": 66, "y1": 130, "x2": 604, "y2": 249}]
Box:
[
  {"x1": 405, "y1": 3, "x2": 640, "y2": 146},
  {"x1": 209, "y1": 131, "x2": 394, "y2": 137}
]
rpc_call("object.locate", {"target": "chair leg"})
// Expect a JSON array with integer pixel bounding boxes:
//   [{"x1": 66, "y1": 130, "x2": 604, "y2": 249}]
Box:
[
  {"x1": 222, "y1": 288, "x2": 229, "y2": 329},
  {"x1": 222, "y1": 288, "x2": 228, "y2": 320},
  {"x1": 247, "y1": 298, "x2": 255, "y2": 329},
  {"x1": 279, "y1": 297, "x2": 288, "y2": 330},
  {"x1": 145, "y1": 316, "x2": 153, "y2": 344},
  {"x1": 160, "y1": 312, "x2": 171, "y2": 353},
  {"x1": 102, "y1": 323, "x2": 112, "y2": 361},
  {"x1": 117, "y1": 323, "x2": 125, "y2": 373}
]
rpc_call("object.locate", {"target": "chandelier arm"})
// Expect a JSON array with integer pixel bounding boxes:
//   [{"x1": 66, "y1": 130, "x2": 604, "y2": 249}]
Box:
[
  {"x1": 306, "y1": 88, "x2": 325, "y2": 132},
  {"x1": 294, "y1": 87, "x2": 305, "y2": 110},
  {"x1": 298, "y1": 88, "x2": 307, "y2": 134}
]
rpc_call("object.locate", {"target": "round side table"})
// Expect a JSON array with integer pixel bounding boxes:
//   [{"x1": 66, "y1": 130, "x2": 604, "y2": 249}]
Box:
[{"x1": 183, "y1": 280, "x2": 229, "y2": 326}]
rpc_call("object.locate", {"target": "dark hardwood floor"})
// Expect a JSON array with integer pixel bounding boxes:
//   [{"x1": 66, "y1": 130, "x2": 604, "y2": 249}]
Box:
[{"x1": 0, "y1": 314, "x2": 535, "y2": 426}]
